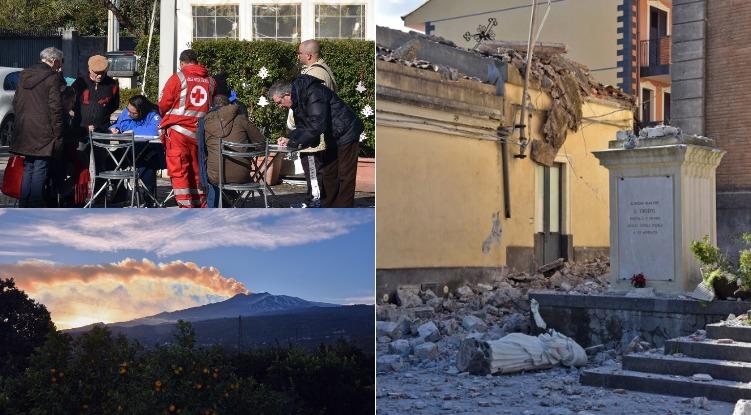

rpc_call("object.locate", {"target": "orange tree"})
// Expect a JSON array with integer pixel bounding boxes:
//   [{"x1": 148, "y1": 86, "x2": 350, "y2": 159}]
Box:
[{"x1": 5, "y1": 322, "x2": 290, "y2": 415}]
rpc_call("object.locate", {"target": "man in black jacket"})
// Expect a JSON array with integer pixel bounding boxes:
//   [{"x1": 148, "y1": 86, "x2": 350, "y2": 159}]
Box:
[
  {"x1": 10, "y1": 46, "x2": 65, "y2": 207},
  {"x1": 269, "y1": 75, "x2": 363, "y2": 208},
  {"x1": 72, "y1": 55, "x2": 120, "y2": 135},
  {"x1": 72, "y1": 55, "x2": 120, "y2": 203}
]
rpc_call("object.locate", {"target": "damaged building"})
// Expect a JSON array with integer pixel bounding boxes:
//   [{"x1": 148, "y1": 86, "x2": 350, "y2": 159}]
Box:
[{"x1": 376, "y1": 26, "x2": 634, "y2": 295}]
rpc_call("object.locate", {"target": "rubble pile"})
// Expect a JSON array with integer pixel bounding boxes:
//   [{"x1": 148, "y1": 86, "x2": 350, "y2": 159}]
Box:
[{"x1": 376, "y1": 259, "x2": 611, "y2": 373}]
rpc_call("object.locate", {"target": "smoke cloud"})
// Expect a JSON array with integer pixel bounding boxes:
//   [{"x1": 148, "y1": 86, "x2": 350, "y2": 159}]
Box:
[{"x1": 2, "y1": 258, "x2": 248, "y2": 329}]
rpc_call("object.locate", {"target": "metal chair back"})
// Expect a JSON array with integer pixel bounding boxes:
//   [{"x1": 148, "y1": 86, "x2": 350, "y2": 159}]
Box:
[
  {"x1": 84, "y1": 131, "x2": 138, "y2": 207},
  {"x1": 218, "y1": 138, "x2": 268, "y2": 207}
]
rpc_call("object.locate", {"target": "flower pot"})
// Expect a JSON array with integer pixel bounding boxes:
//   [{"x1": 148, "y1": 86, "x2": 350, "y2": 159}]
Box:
[
  {"x1": 711, "y1": 275, "x2": 739, "y2": 300},
  {"x1": 356, "y1": 157, "x2": 375, "y2": 193}
]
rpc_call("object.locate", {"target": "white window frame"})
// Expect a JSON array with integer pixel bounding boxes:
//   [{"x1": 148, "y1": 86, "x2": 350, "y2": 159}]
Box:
[
  {"x1": 640, "y1": 83, "x2": 657, "y2": 122},
  {"x1": 251, "y1": 3, "x2": 303, "y2": 42},
  {"x1": 662, "y1": 87, "x2": 671, "y2": 123},
  {"x1": 313, "y1": 2, "x2": 367, "y2": 39},
  {"x1": 191, "y1": 3, "x2": 241, "y2": 41},
  {"x1": 647, "y1": 1, "x2": 671, "y2": 38}
]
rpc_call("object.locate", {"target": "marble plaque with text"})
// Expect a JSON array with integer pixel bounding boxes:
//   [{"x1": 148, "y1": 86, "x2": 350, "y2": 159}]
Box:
[{"x1": 617, "y1": 176, "x2": 674, "y2": 281}]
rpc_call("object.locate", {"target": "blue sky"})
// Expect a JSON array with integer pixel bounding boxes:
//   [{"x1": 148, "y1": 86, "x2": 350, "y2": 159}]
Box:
[
  {"x1": 376, "y1": 0, "x2": 425, "y2": 31},
  {"x1": 0, "y1": 210, "x2": 374, "y2": 328}
]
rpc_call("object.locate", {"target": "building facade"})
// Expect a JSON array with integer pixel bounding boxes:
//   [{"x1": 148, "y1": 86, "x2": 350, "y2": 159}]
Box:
[
  {"x1": 376, "y1": 27, "x2": 634, "y2": 294},
  {"x1": 402, "y1": 0, "x2": 671, "y2": 127},
  {"x1": 159, "y1": 0, "x2": 375, "y2": 90},
  {"x1": 668, "y1": 1, "x2": 751, "y2": 256}
]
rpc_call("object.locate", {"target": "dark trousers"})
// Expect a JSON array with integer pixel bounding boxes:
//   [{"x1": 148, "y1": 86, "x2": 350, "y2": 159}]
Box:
[
  {"x1": 301, "y1": 151, "x2": 324, "y2": 207},
  {"x1": 47, "y1": 157, "x2": 66, "y2": 207},
  {"x1": 322, "y1": 141, "x2": 359, "y2": 208},
  {"x1": 19, "y1": 157, "x2": 49, "y2": 208}
]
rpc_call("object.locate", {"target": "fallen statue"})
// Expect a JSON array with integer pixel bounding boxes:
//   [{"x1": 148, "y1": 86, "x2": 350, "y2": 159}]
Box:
[{"x1": 456, "y1": 299, "x2": 587, "y2": 375}]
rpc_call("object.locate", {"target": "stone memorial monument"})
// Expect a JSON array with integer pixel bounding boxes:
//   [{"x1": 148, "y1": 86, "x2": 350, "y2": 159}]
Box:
[{"x1": 593, "y1": 126, "x2": 725, "y2": 293}]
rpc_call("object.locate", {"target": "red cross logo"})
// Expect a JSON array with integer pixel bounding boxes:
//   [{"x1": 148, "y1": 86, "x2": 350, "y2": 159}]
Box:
[{"x1": 189, "y1": 85, "x2": 208, "y2": 107}]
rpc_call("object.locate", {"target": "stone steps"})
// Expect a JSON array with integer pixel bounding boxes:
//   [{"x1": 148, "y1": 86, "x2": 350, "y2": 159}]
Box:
[
  {"x1": 581, "y1": 322, "x2": 751, "y2": 401},
  {"x1": 580, "y1": 367, "x2": 751, "y2": 403},
  {"x1": 664, "y1": 338, "x2": 751, "y2": 362},
  {"x1": 707, "y1": 322, "x2": 751, "y2": 342},
  {"x1": 623, "y1": 353, "x2": 751, "y2": 382}
]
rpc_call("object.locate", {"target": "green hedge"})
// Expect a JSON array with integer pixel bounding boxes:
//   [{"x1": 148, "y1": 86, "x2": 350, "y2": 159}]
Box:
[
  {"x1": 135, "y1": 37, "x2": 375, "y2": 157},
  {"x1": 135, "y1": 35, "x2": 160, "y2": 102}
]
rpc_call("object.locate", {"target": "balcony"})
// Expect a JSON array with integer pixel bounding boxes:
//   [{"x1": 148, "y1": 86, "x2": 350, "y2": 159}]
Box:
[{"x1": 639, "y1": 36, "x2": 671, "y2": 80}]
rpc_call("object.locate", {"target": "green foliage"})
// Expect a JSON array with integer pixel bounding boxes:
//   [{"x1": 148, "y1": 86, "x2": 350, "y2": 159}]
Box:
[
  {"x1": 173, "y1": 319, "x2": 196, "y2": 349},
  {"x1": 190, "y1": 39, "x2": 375, "y2": 156},
  {"x1": 135, "y1": 35, "x2": 160, "y2": 102},
  {"x1": 0, "y1": 278, "x2": 56, "y2": 376},
  {"x1": 0, "y1": 0, "x2": 157, "y2": 36},
  {"x1": 318, "y1": 39, "x2": 375, "y2": 157},
  {"x1": 690, "y1": 234, "x2": 751, "y2": 290},
  {"x1": 231, "y1": 340, "x2": 374, "y2": 414},
  {"x1": 2, "y1": 321, "x2": 371, "y2": 414},
  {"x1": 690, "y1": 235, "x2": 724, "y2": 270},
  {"x1": 742, "y1": 232, "x2": 751, "y2": 247},
  {"x1": 191, "y1": 40, "x2": 297, "y2": 145},
  {"x1": 118, "y1": 88, "x2": 140, "y2": 108},
  {"x1": 739, "y1": 249, "x2": 751, "y2": 290}
]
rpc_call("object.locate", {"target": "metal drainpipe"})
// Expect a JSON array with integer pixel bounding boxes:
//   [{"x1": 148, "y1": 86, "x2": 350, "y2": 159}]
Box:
[
  {"x1": 501, "y1": 134, "x2": 511, "y2": 218},
  {"x1": 517, "y1": 0, "x2": 538, "y2": 158}
]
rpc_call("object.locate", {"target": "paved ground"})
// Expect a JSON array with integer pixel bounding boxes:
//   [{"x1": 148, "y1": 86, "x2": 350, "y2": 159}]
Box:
[
  {"x1": 377, "y1": 363, "x2": 735, "y2": 414},
  {"x1": 0, "y1": 151, "x2": 374, "y2": 208}
]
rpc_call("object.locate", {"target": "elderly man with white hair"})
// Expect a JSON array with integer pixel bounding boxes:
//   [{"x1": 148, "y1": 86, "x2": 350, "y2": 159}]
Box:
[{"x1": 10, "y1": 46, "x2": 65, "y2": 207}]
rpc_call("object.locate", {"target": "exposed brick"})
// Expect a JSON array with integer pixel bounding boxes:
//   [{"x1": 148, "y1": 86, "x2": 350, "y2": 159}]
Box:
[{"x1": 704, "y1": 0, "x2": 751, "y2": 190}]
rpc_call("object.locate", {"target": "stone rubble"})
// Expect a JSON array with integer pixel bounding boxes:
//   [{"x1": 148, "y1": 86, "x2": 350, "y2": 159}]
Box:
[{"x1": 376, "y1": 258, "x2": 737, "y2": 413}]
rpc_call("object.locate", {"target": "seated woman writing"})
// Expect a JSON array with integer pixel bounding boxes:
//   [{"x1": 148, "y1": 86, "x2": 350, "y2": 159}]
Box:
[{"x1": 110, "y1": 95, "x2": 164, "y2": 204}]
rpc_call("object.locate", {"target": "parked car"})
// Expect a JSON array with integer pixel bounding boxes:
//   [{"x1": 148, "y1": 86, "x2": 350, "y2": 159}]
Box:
[{"x1": 0, "y1": 67, "x2": 22, "y2": 146}]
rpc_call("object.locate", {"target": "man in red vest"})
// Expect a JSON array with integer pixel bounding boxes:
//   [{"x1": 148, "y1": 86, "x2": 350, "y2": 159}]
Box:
[{"x1": 158, "y1": 49, "x2": 214, "y2": 208}]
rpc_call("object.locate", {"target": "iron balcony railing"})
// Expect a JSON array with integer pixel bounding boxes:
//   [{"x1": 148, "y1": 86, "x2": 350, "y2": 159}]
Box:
[{"x1": 639, "y1": 36, "x2": 671, "y2": 69}]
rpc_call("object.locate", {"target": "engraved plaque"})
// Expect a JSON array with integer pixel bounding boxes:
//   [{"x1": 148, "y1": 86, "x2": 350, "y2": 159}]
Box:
[{"x1": 617, "y1": 176, "x2": 674, "y2": 281}]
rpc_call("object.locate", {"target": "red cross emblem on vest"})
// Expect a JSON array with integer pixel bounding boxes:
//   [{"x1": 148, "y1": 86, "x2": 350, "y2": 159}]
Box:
[{"x1": 189, "y1": 85, "x2": 208, "y2": 107}]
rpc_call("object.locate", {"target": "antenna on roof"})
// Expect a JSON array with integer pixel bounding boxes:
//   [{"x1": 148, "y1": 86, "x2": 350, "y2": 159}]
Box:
[
  {"x1": 463, "y1": 18, "x2": 498, "y2": 51},
  {"x1": 517, "y1": 0, "x2": 553, "y2": 159}
]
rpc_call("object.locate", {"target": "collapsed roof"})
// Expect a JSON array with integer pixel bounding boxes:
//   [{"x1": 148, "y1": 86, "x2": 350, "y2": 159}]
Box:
[{"x1": 377, "y1": 26, "x2": 636, "y2": 166}]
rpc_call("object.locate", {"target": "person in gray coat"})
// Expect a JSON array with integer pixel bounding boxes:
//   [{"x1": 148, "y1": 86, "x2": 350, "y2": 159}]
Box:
[{"x1": 10, "y1": 47, "x2": 65, "y2": 207}]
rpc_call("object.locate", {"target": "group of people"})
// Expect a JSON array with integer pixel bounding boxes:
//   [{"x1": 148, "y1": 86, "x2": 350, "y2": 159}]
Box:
[
  {"x1": 10, "y1": 39, "x2": 363, "y2": 208},
  {"x1": 11, "y1": 48, "x2": 163, "y2": 207}
]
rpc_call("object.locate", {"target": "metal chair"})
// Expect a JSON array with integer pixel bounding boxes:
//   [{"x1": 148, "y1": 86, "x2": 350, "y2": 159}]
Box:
[
  {"x1": 84, "y1": 131, "x2": 138, "y2": 208},
  {"x1": 218, "y1": 138, "x2": 268, "y2": 208}
]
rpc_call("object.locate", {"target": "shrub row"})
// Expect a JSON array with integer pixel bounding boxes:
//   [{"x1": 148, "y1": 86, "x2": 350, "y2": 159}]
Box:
[{"x1": 135, "y1": 37, "x2": 375, "y2": 157}]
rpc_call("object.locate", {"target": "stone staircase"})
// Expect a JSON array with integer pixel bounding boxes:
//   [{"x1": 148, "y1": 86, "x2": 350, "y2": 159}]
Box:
[{"x1": 580, "y1": 322, "x2": 751, "y2": 402}]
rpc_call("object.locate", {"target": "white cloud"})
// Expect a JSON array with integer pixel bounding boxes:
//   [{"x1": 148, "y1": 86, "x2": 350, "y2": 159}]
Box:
[
  {"x1": 4, "y1": 258, "x2": 248, "y2": 329},
  {"x1": 0, "y1": 210, "x2": 372, "y2": 257}
]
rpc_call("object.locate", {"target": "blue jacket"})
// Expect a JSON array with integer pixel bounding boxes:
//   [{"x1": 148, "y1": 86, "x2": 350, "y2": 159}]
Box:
[{"x1": 111, "y1": 108, "x2": 161, "y2": 136}]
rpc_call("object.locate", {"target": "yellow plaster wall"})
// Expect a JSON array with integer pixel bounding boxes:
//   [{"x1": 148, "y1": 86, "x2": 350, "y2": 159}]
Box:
[{"x1": 376, "y1": 64, "x2": 633, "y2": 270}]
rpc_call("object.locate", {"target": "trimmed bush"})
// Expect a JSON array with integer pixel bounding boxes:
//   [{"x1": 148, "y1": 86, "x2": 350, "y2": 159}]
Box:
[
  {"x1": 135, "y1": 37, "x2": 374, "y2": 156},
  {"x1": 134, "y1": 35, "x2": 160, "y2": 102}
]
